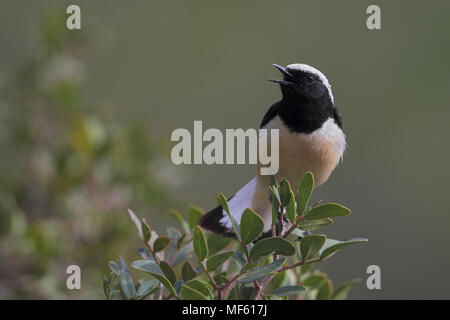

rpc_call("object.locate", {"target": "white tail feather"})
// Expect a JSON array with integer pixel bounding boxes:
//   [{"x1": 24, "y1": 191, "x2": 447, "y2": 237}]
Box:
[{"x1": 219, "y1": 177, "x2": 257, "y2": 229}]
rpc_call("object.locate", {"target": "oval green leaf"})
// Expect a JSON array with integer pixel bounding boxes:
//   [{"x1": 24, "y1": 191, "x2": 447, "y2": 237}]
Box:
[
  {"x1": 136, "y1": 279, "x2": 158, "y2": 298},
  {"x1": 217, "y1": 193, "x2": 241, "y2": 240},
  {"x1": 153, "y1": 236, "x2": 171, "y2": 252},
  {"x1": 250, "y1": 237, "x2": 296, "y2": 259},
  {"x1": 131, "y1": 260, "x2": 163, "y2": 275},
  {"x1": 298, "y1": 218, "x2": 333, "y2": 231},
  {"x1": 303, "y1": 203, "x2": 351, "y2": 220},
  {"x1": 119, "y1": 271, "x2": 135, "y2": 299},
  {"x1": 279, "y1": 179, "x2": 292, "y2": 207},
  {"x1": 286, "y1": 189, "x2": 296, "y2": 224},
  {"x1": 206, "y1": 251, "x2": 234, "y2": 271},
  {"x1": 320, "y1": 238, "x2": 368, "y2": 260},
  {"x1": 240, "y1": 257, "x2": 286, "y2": 283},
  {"x1": 186, "y1": 279, "x2": 213, "y2": 299},
  {"x1": 269, "y1": 186, "x2": 281, "y2": 226},
  {"x1": 297, "y1": 172, "x2": 314, "y2": 216},
  {"x1": 240, "y1": 208, "x2": 264, "y2": 245},
  {"x1": 148, "y1": 272, "x2": 177, "y2": 298},
  {"x1": 300, "y1": 234, "x2": 326, "y2": 261},
  {"x1": 267, "y1": 285, "x2": 305, "y2": 297},
  {"x1": 141, "y1": 218, "x2": 152, "y2": 243},
  {"x1": 193, "y1": 226, "x2": 209, "y2": 261},
  {"x1": 181, "y1": 261, "x2": 198, "y2": 282},
  {"x1": 160, "y1": 261, "x2": 177, "y2": 285},
  {"x1": 181, "y1": 284, "x2": 208, "y2": 300}
]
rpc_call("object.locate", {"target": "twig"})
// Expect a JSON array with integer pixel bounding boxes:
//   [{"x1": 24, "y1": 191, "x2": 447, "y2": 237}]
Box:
[
  {"x1": 220, "y1": 272, "x2": 247, "y2": 300},
  {"x1": 277, "y1": 258, "x2": 321, "y2": 273},
  {"x1": 199, "y1": 262, "x2": 221, "y2": 299}
]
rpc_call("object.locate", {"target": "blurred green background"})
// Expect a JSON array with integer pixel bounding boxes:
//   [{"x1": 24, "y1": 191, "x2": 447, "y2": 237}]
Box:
[{"x1": 1, "y1": 0, "x2": 449, "y2": 299}]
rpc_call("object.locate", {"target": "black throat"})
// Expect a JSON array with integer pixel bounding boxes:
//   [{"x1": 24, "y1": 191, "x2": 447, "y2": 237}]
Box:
[{"x1": 277, "y1": 93, "x2": 335, "y2": 134}]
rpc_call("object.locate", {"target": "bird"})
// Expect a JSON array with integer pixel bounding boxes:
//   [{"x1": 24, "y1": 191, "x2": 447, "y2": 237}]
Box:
[{"x1": 199, "y1": 63, "x2": 346, "y2": 237}]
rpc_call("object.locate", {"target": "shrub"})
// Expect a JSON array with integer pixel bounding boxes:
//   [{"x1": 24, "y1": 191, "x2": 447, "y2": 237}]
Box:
[{"x1": 103, "y1": 172, "x2": 368, "y2": 300}]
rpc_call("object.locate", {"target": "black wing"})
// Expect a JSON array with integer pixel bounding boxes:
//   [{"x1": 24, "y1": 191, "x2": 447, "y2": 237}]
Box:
[
  {"x1": 333, "y1": 106, "x2": 343, "y2": 129},
  {"x1": 260, "y1": 102, "x2": 280, "y2": 128}
]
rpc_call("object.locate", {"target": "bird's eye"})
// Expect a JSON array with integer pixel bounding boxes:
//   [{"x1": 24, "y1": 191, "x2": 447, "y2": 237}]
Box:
[{"x1": 305, "y1": 76, "x2": 315, "y2": 84}]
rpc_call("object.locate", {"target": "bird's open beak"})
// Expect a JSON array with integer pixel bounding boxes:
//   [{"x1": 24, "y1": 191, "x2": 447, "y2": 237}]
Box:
[{"x1": 268, "y1": 64, "x2": 296, "y2": 86}]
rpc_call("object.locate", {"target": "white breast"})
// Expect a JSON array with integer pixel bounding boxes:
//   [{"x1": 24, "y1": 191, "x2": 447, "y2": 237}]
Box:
[{"x1": 261, "y1": 116, "x2": 346, "y2": 188}]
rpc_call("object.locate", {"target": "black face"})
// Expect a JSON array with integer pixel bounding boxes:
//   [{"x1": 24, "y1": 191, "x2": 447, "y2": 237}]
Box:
[
  {"x1": 268, "y1": 64, "x2": 337, "y2": 134},
  {"x1": 284, "y1": 69, "x2": 330, "y2": 101},
  {"x1": 269, "y1": 64, "x2": 330, "y2": 102}
]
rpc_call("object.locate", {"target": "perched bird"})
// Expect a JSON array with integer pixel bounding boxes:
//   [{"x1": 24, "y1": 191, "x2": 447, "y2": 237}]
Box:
[{"x1": 199, "y1": 63, "x2": 346, "y2": 237}]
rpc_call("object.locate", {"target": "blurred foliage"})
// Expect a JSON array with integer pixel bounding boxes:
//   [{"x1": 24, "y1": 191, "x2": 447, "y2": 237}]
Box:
[
  {"x1": 0, "y1": 13, "x2": 180, "y2": 299},
  {"x1": 107, "y1": 173, "x2": 367, "y2": 300}
]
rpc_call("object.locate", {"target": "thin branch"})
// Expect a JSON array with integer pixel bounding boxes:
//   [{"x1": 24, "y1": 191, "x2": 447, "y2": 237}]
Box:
[
  {"x1": 199, "y1": 262, "x2": 221, "y2": 299},
  {"x1": 220, "y1": 271, "x2": 247, "y2": 300},
  {"x1": 277, "y1": 258, "x2": 321, "y2": 273}
]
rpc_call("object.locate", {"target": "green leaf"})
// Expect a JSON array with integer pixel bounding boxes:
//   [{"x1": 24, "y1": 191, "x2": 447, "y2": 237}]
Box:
[
  {"x1": 160, "y1": 261, "x2": 177, "y2": 285},
  {"x1": 279, "y1": 179, "x2": 292, "y2": 206},
  {"x1": 119, "y1": 273, "x2": 135, "y2": 299},
  {"x1": 320, "y1": 238, "x2": 368, "y2": 260},
  {"x1": 333, "y1": 279, "x2": 360, "y2": 300},
  {"x1": 136, "y1": 279, "x2": 158, "y2": 298},
  {"x1": 217, "y1": 193, "x2": 241, "y2": 241},
  {"x1": 119, "y1": 257, "x2": 131, "y2": 274},
  {"x1": 141, "y1": 218, "x2": 152, "y2": 243},
  {"x1": 181, "y1": 261, "x2": 198, "y2": 282},
  {"x1": 193, "y1": 226, "x2": 209, "y2": 261},
  {"x1": 317, "y1": 278, "x2": 333, "y2": 300},
  {"x1": 171, "y1": 242, "x2": 193, "y2": 266},
  {"x1": 297, "y1": 172, "x2": 314, "y2": 216},
  {"x1": 250, "y1": 237, "x2": 296, "y2": 259},
  {"x1": 300, "y1": 234, "x2": 326, "y2": 261},
  {"x1": 131, "y1": 260, "x2": 163, "y2": 275},
  {"x1": 286, "y1": 189, "x2": 296, "y2": 224},
  {"x1": 150, "y1": 272, "x2": 178, "y2": 298},
  {"x1": 207, "y1": 233, "x2": 232, "y2": 255},
  {"x1": 298, "y1": 218, "x2": 333, "y2": 231},
  {"x1": 153, "y1": 236, "x2": 171, "y2": 252},
  {"x1": 119, "y1": 261, "x2": 135, "y2": 299},
  {"x1": 269, "y1": 186, "x2": 281, "y2": 226},
  {"x1": 181, "y1": 284, "x2": 208, "y2": 300},
  {"x1": 206, "y1": 251, "x2": 234, "y2": 271},
  {"x1": 303, "y1": 203, "x2": 351, "y2": 220},
  {"x1": 240, "y1": 257, "x2": 286, "y2": 283},
  {"x1": 240, "y1": 208, "x2": 264, "y2": 245},
  {"x1": 108, "y1": 261, "x2": 120, "y2": 275},
  {"x1": 186, "y1": 279, "x2": 214, "y2": 299},
  {"x1": 303, "y1": 273, "x2": 327, "y2": 286},
  {"x1": 127, "y1": 208, "x2": 143, "y2": 239},
  {"x1": 188, "y1": 205, "x2": 205, "y2": 229},
  {"x1": 267, "y1": 285, "x2": 305, "y2": 297}
]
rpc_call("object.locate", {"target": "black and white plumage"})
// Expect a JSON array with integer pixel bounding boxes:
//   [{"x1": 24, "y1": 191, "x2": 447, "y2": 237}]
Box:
[{"x1": 199, "y1": 63, "x2": 346, "y2": 236}]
